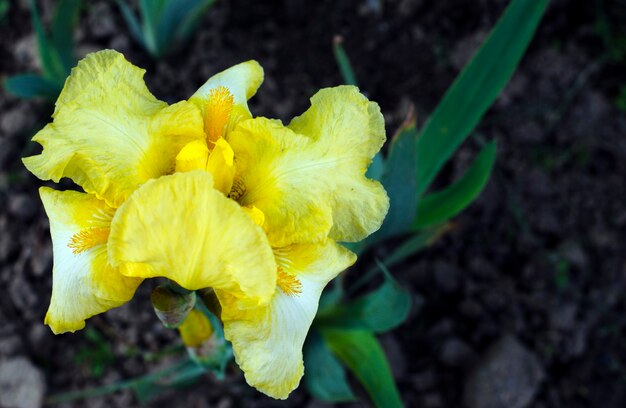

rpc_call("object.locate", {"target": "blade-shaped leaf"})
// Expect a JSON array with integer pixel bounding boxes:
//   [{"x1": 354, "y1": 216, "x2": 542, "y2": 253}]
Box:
[
  {"x1": 323, "y1": 329, "x2": 403, "y2": 408},
  {"x1": 367, "y1": 114, "x2": 419, "y2": 243},
  {"x1": 304, "y1": 330, "x2": 356, "y2": 402},
  {"x1": 382, "y1": 223, "x2": 453, "y2": 270},
  {"x1": 139, "y1": 0, "x2": 167, "y2": 56},
  {"x1": 28, "y1": 0, "x2": 66, "y2": 82},
  {"x1": 366, "y1": 151, "x2": 384, "y2": 181},
  {"x1": 4, "y1": 74, "x2": 61, "y2": 100},
  {"x1": 171, "y1": 0, "x2": 215, "y2": 44},
  {"x1": 333, "y1": 36, "x2": 358, "y2": 86},
  {"x1": 316, "y1": 267, "x2": 410, "y2": 333},
  {"x1": 51, "y1": 0, "x2": 80, "y2": 72},
  {"x1": 115, "y1": 0, "x2": 146, "y2": 49},
  {"x1": 414, "y1": 140, "x2": 497, "y2": 228},
  {"x1": 415, "y1": 0, "x2": 548, "y2": 195}
]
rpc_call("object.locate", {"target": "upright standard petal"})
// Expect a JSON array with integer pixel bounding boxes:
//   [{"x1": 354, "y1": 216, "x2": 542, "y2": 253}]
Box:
[
  {"x1": 287, "y1": 85, "x2": 389, "y2": 242},
  {"x1": 227, "y1": 86, "x2": 389, "y2": 246},
  {"x1": 108, "y1": 171, "x2": 276, "y2": 308},
  {"x1": 219, "y1": 241, "x2": 356, "y2": 399},
  {"x1": 23, "y1": 50, "x2": 204, "y2": 208},
  {"x1": 40, "y1": 187, "x2": 141, "y2": 334},
  {"x1": 190, "y1": 60, "x2": 264, "y2": 122}
]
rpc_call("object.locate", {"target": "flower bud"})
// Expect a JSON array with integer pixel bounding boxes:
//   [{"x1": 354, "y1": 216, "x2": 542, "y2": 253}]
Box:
[{"x1": 150, "y1": 285, "x2": 196, "y2": 329}]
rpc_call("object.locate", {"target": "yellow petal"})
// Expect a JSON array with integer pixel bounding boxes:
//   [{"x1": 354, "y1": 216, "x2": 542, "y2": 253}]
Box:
[
  {"x1": 108, "y1": 171, "x2": 276, "y2": 308},
  {"x1": 39, "y1": 187, "x2": 141, "y2": 334},
  {"x1": 219, "y1": 241, "x2": 356, "y2": 399},
  {"x1": 206, "y1": 138, "x2": 235, "y2": 195},
  {"x1": 190, "y1": 60, "x2": 264, "y2": 121},
  {"x1": 178, "y1": 309, "x2": 214, "y2": 348},
  {"x1": 228, "y1": 88, "x2": 389, "y2": 246},
  {"x1": 23, "y1": 50, "x2": 204, "y2": 208},
  {"x1": 175, "y1": 140, "x2": 210, "y2": 173},
  {"x1": 241, "y1": 205, "x2": 265, "y2": 227},
  {"x1": 287, "y1": 85, "x2": 389, "y2": 242}
]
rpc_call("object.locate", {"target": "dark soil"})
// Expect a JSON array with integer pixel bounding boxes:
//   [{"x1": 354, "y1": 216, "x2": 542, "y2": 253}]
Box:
[{"x1": 1, "y1": 0, "x2": 626, "y2": 407}]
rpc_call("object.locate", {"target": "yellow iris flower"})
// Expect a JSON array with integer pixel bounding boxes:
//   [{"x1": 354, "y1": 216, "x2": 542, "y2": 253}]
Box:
[{"x1": 24, "y1": 49, "x2": 389, "y2": 399}]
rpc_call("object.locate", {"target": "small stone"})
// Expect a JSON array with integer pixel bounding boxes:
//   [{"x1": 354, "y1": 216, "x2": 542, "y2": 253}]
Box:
[
  {"x1": 421, "y1": 392, "x2": 443, "y2": 408},
  {"x1": 511, "y1": 121, "x2": 544, "y2": 144},
  {"x1": 412, "y1": 370, "x2": 436, "y2": 391},
  {"x1": 459, "y1": 299, "x2": 483, "y2": 318},
  {"x1": 439, "y1": 337, "x2": 476, "y2": 368},
  {"x1": 0, "y1": 336, "x2": 22, "y2": 356},
  {"x1": 8, "y1": 194, "x2": 37, "y2": 221},
  {"x1": 1, "y1": 105, "x2": 35, "y2": 137},
  {"x1": 9, "y1": 274, "x2": 38, "y2": 315},
  {"x1": 13, "y1": 34, "x2": 39, "y2": 69},
  {"x1": 109, "y1": 34, "x2": 131, "y2": 54},
  {"x1": 29, "y1": 242, "x2": 52, "y2": 277},
  {"x1": 88, "y1": 2, "x2": 116, "y2": 38},
  {"x1": 464, "y1": 335, "x2": 544, "y2": 408},
  {"x1": 381, "y1": 335, "x2": 407, "y2": 378},
  {"x1": 0, "y1": 357, "x2": 46, "y2": 408},
  {"x1": 0, "y1": 230, "x2": 20, "y2": 263},
  {"x1": 433, "y1": 261, "x2": 460, "y2": 293},
  {"x1": 549, "y1": 303, "x2": 577, "y2": 332}
]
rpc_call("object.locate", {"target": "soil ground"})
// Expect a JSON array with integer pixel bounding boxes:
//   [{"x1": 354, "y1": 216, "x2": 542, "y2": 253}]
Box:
[{"x1": 1, "y1": 0, "x2": 626, "y2": 407}]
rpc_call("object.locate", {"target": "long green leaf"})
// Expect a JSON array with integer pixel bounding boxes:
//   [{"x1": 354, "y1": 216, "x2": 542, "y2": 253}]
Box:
[
  {"x1": 115, "y1": 0, "x2": 146, "y2": 49},
  {"x1": 374, "y1": 115, "x2": 419, "y2": 241},
  {"x1": 51, "y1": 0, "x2": 81, "y2": 72},
  {"x1": 316, "y1": 268, "x2": 410, "y2": 333},
  {"x1": 304, "y1": 330, "x2": 356, "y2": 402},
  {"x1": 333, "y1": 36, "x2": 358, "y2": 86},
  {"x1": 414, "y1": 140, "x2": 497, "y2": 228},
  {"x1": 323, "y1": 329, "x2": 403, "y2": 408},
  {"x1": 4, "y1": 74, "x2": 60, "y2": 100},
  {"x1": 28, "y1": 0, "x2": 66, "y2": 82},
  {"x1": 171, "y1": 0, "x2": 215, "y2": 44},
  {"x1": 381, "y1": 223, "x2": 452, "y2": 270},
  {"x1": 415, "y1": 0, "x2": 548, "y2": 195},
  {"x1": 139, "y1": 0, "x2": 167, "y2": 56}
]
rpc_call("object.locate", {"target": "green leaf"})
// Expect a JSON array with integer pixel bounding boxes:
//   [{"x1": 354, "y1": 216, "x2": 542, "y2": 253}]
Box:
[
  {"x1": 132, "y1": 359, "x2": 204, "y2": 404},
  {"x1": 115, "y1": 0, "x2": 146, "y2": 50},
  {"x1": 4, "y1": 74, "x2": 60, "y2": 100},
  {"x1": 382, "y1": 223, "x2": 452, "y2": 270},
  {"x1": 51, "y1": 0, "x2": 81, "y2": 72},
  {"x1": 0, "y1": 0, "x2": 10, "y2": 22},
  {"x1": 303, "y1": 330, "x2": 356, "y2": 402},
  {"x1": 163, "y1": 0, "x2": 215, "y2": 48},
  {"x1": 139, "y1": 0, "x2": 167, "y2": 56},
  {"x1": 414, "y1": 140, "x2": 497, "y2": 228},
  {"x1": 323, "y1": 329, "x2": 403, "y2": 408},
  {"x1": 415, "y1": 0, "x2": 548, "y2": 196},
  {"x1": 333, "y1": 36, "x2": 358, "y2": 86},
  {"x1": 374, "y1": 116, "x2": 419, "y2": 240},
  {"x1": 316, "y1": 266, "x2": 411, "y2": 333},
  {"x1": 366, "y1": 151, "x2": 384, "y2": 181},
  {"x1": 28, "y1": 0, "x2": 66, "y2": 83}
]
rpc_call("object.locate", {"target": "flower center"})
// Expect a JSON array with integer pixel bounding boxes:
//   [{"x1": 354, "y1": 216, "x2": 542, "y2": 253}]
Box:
[
  {"x1": 204, "y1": 86, "x2": 234, "y2": 144},
  {"x1": 67, "y1": 227, "x2": 110, "y2": 254},
  {"x1": 277, "y1": 267, "x2": 302, "y2": 296}
]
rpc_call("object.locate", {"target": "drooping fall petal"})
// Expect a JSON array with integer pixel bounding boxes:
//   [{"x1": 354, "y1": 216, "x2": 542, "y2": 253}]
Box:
[
  {"x1": 108, "y1": 171, "x2": 276, "y2": 309},
  {"x1": 218, "y1": 241, "x2": 356, "y2": 399},
  {"x1": 23, "y1": 50, "x2": 204, "y2": 208},
  {"x1": 40, "y1": 187, "x2": 141, "y2": 334}
]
